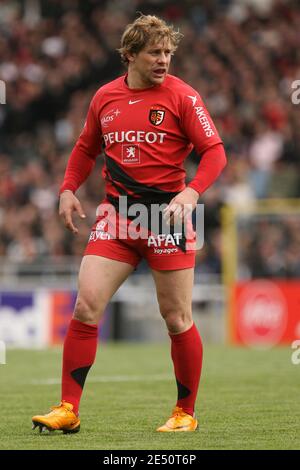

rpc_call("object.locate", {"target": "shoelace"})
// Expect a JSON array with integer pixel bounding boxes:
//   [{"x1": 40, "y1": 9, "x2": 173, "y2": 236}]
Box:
[
  {"x1": 50, "y1": 402, "x2": 69, "y2": 413},
  {"x1": 171, "y1": 407, "x2": 185, "y2": 419}
]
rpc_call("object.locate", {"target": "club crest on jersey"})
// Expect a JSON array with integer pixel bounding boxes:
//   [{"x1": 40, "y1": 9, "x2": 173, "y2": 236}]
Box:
[{"x1": 149, "y1": 106, "x2": 165, "y2": 126}]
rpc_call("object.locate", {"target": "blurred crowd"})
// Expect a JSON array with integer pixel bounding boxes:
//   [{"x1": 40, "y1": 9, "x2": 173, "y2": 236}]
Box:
[
  {"x1": 0, "y1": 0, "x2": 300, "y2": 278},
  {"x1": 239, "y1": 213, "x2": 300, "y2": 278}
]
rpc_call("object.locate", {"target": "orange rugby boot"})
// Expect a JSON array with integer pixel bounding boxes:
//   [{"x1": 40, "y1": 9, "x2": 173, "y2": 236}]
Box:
[
  {"x1": 32, "y1": 401, "x2": 80, "y2": 434},
  {"x1": 156, "y1": 406, "x2": 198, "y2": 432}
]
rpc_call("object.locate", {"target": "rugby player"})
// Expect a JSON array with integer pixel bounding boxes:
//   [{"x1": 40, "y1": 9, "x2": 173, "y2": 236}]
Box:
[{"x1": 32, "y1": 14, "x2": 226, "y2": 434}]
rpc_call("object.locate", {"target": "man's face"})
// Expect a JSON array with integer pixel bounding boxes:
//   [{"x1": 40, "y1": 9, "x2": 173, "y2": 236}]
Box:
[{"x1": 128, "y1": 39, "x2": 173, "y2": 87}]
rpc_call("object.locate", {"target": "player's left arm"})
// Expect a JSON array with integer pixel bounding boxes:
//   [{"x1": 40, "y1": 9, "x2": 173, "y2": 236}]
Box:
[
  {"x1": 164, "y1": 144, "x2": 226, "y2": 222},
  {"x1": 164, "y1": 92, "x2": 227, "y2": 223}
]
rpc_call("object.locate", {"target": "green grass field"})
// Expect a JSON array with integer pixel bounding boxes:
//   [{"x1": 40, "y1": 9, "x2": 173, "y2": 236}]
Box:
[{"x1": 0, "y1": 343, "x2": 299, "y2": 450}]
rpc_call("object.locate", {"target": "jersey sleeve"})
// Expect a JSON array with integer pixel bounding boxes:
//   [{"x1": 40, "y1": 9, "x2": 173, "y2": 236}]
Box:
[
  {"x1": 180, "y1": 91, "x2": 223, "y2": 155},
  {"x1": 59, "y1": 93, "x2": 102, "y2": 194},
  {"x1": 187, "y1": 143, "x2": 227, "y2": 195}
]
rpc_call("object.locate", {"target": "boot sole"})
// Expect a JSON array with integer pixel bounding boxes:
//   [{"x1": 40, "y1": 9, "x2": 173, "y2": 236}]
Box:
[{"x1": 32, "y1": 421, "x2": 80, "y2": 434}]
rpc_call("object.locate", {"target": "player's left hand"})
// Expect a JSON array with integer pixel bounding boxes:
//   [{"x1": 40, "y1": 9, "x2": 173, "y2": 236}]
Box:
[{"x1": 163, "y1": 187, "x2": 199, "y2": 225}]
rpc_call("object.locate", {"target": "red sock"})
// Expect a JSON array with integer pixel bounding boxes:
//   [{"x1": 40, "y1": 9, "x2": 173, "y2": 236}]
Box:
[
  {"x1": 169, "y1": 323, "x2": 203, "y2": 417},
  {"x1": 61, "y1": 319, "x2": 98, "y2": 415}
]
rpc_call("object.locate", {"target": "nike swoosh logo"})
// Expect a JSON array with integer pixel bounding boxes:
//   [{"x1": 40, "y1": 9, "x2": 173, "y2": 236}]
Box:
[
  {"x1": 129, "y1": 99, "x2": 143, "y2": 105},
  {"x1": 164, "y1": 425, "x2": 192, "y2": 432}
]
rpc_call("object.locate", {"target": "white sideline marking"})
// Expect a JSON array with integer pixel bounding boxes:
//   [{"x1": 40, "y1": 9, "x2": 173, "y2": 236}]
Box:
[{"x1": 28, "y1": 373, "x2": 173, "y2": 386}]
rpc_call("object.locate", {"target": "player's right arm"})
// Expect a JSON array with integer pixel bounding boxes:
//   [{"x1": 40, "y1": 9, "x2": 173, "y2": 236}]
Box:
[
  {"x1": 59, "y1": 92, "x2": 102, "y2": 233},
  {"x1": 59, "y1": 191, "x2": 86, "y2": 234}
]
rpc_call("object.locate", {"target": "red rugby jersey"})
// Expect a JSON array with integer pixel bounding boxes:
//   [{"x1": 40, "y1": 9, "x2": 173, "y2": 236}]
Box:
[{"x1": 60, "y1": 74, "x2": 225, "y2": 201}]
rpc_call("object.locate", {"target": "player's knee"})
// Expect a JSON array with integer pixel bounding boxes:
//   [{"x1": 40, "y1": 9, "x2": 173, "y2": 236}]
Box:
[
  {"x1": 165, "y1": 315, "x2": 188, "y2": 334},
  {"x1": 160, "y1": 306, "x2": 192, "y2": 333},
  {"x1": 73, "y1": 295, "x2": 103, "y2": 323}
]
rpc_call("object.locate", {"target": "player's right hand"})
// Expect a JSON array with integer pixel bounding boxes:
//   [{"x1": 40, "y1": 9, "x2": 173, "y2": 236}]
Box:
[{"x1": 59, "y1": 190, "x2": 86, "y2": 234}]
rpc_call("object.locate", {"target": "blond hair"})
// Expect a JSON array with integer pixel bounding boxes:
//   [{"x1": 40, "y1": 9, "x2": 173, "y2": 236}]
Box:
[{"x1": 118, "y1": 14, "x2": 183, "y2": 65}]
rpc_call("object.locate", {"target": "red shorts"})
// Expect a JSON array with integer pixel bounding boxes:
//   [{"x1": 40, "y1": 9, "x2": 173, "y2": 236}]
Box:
[{"x1": 84, "y1": 200, "x2": 196, "y2": 271}]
